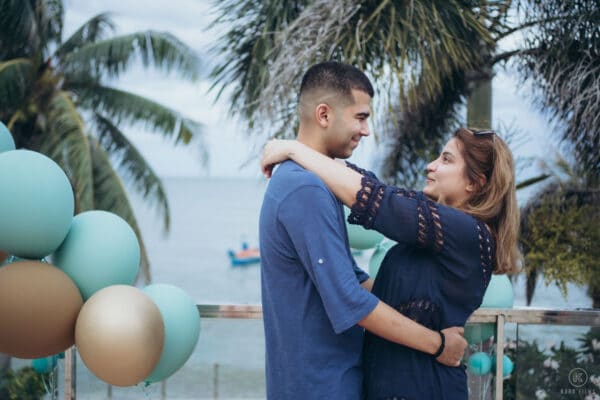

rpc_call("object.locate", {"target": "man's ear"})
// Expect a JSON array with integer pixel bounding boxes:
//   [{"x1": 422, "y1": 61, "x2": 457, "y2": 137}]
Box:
[{"x1": 315, "y1": 103, "x2": 330, "y2": 128}]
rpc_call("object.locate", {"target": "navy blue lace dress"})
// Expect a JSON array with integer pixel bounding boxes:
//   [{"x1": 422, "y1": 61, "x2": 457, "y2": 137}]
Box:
[{"x1": 347, "y1": 165, "x2": 494, "y2": 400}]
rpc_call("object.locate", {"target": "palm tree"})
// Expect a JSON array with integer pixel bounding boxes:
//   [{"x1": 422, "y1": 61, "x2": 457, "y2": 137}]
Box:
[
  {"x1": 209, "y1": 0, "x2": 510, "y2": 186},
  {"x1": 0, "y1": 0, "x2": 204, "y2": 283},
  {"x1": 209, "y1": 0, "x2": 598, "y2": 188}
]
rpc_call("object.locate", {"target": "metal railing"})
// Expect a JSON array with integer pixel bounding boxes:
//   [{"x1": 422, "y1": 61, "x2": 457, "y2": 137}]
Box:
[{"x1": 62, "y1": 305, "x2": 600, "y2": 400}]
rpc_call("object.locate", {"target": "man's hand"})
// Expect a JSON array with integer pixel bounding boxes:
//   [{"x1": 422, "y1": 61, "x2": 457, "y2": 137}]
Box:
[{"x1": 436, "y1": 326, "x2": 466, "y2": 367}]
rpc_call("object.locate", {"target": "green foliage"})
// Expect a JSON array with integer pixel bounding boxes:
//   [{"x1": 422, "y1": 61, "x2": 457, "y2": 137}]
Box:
[
  {"x1": 502, "y1": 330, "x2": 600, "y2": 399},
  {"x1": 0, "y1": 366, "x2": 49, "y2": 400},
  {"x1": 520, "y1": 194, "x2": 599, "y2": 296}
]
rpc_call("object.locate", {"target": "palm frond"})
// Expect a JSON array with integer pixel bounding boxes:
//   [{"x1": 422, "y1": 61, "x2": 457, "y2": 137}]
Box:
[
  {"x1": 93, "y1": 112, "x2": 170, "y2": 232},
  {"x1": 210, "y1": 0, "x2": 497, "y2": 140},
  {"x1": 518, "y1": 0, "x2": 600, "y2": 183},
  {"x1": 55, "y1": 12, "x2": 115, "y2": 60},
  {"x1": 61, "y1": 30, "x2": 200, "y2": 81},
  {"x1": 0, "y1": 0, "x2": 38, "y2": 57},
  {"x1": 0, "y1": 58, "x2": 34, "y2": 113},
  {"x1": 68, "y1": 82, "x2": 204, "y2": 147},
  {"x1": 40, "y1": 90, "x2": 94, "y2": 212},
  {"x1": 208, "y1": 0, "x2": 310, "y2": 119},
  {"x1": 35, "y1": 0, "x2": 63, "y2": 52},
  {"x1": 88, "y1": 136, "x2": 151, "y2": 284}
]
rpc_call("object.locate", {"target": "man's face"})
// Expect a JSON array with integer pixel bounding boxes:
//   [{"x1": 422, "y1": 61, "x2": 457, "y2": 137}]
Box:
[{"x1": 322, "y1": 89, "x2": 371, "y2": 159}]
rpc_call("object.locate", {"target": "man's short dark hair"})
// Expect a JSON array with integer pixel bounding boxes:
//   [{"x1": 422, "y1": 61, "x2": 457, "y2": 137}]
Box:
[{"x1": 299, "y1": 61, "x2": 374, "y2": 104}]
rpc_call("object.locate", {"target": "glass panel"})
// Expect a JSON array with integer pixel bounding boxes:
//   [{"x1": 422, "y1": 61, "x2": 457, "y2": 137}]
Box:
[{"x1": 508, "y1": 324, "x2": 600, "y2": 400}]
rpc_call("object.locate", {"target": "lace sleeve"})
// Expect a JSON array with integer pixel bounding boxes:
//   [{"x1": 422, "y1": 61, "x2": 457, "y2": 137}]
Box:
[
  {"x1": 347, "y1": 175, "x2": 386, "y2": 229},
  {"x1": 345, "y1": 161, "x2": 380, "y2": 181}
]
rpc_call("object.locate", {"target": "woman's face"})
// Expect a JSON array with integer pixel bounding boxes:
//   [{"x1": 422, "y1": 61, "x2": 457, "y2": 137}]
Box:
[{"x1": 423, "y1": 138, "x2": 473, "y2": 207}]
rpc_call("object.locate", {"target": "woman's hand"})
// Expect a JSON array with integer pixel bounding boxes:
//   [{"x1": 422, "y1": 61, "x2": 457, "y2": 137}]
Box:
[{"x1": 261, "y1": 139, "x2": 298, "y2": 178}]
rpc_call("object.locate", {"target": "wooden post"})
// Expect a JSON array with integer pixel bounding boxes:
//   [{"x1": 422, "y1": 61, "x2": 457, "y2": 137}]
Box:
[
  {"x1": 64, "y1": 347, "x2": 76, "y2": 400},
  {"x1": 494, "y1": 314, "x2": 505, "y2": 400}
]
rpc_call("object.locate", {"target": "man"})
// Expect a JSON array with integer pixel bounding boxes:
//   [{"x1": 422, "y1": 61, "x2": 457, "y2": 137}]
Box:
[{"x1": 259, "y1": 61, "x2": 465, "y2": 399}]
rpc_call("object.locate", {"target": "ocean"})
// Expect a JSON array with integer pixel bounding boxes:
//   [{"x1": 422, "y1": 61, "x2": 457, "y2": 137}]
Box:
[{"x1": 14, "y1": 177, "x2": 592, "y2": 399}]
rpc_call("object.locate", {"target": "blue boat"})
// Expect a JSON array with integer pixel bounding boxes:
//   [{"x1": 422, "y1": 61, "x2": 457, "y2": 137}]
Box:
[{"x1": 228, "y1": 242, "x2": 260, "y2": 266}]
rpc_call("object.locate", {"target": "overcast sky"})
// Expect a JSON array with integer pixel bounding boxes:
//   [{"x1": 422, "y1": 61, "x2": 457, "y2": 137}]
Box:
[{"x1": 63, "y1": 0, "x2": 556, "y2": 184}]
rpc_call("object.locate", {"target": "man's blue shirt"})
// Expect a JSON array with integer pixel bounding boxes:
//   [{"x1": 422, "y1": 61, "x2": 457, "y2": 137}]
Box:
[{"x1": 259, "y1": 160, "x2": 379, "y2": 400}]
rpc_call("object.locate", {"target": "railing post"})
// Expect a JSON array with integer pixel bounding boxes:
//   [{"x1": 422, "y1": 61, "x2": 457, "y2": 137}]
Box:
[
  {"x1": 494, "y1": 314, "x2": 505, "y2": 400},
  {"x1": 64, "y1": 347, "x2": 76, "y2": 400}
]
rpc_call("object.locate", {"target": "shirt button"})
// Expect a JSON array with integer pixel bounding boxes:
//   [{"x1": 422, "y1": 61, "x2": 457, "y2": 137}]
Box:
[{"x1": 318, "y1": 258, "x2": 324, "y2": 264}]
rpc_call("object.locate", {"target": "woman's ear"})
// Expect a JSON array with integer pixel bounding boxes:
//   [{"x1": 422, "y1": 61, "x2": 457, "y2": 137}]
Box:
[
  {"x1": 315, "y1": 103, "x2": 330, "y2": 128},
  {"x1": 467, "y1": 174, "x2": 487, "y2": 192}
]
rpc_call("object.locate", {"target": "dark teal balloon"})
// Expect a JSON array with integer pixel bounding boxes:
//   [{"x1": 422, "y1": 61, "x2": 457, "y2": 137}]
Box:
[
  {"x1": 491, "y1": 355, "x2": 514, "y2": 377},
  {"x1": 468, "y1": 352, "x2": 492, "y2": 375},
  {"x1": 143, "y1": 284, "x2": 200, "y2": 383},
  {"x1": 32, "y1": 355, "x2": 57, "y2": 373},
  {"x1": 0, "y1": 150, "x2": 74, "y2": 258},
  {"x1": 0, "y1": 122, "x2": 15, "y2": 153},
  {"x1": 52, "y1": 211, "x2": 140, "y2": 300},
  {"x1": 368, "y1": 239, "x2": 396, "y2": 278}
]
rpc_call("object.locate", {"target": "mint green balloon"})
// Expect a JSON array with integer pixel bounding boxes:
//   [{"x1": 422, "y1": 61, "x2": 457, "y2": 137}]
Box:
[
  {"x1": 468, "y1": 352, "x2": 492, "y2": 375},
  {"x1": 344, "y1": 207, "x2": 384, "y2": 249},
  {"x1": 143, "y1": 284, "x2": 200, "y2": 383},
  {"x1": 0, "y1": 150, "x2": 74, "y2": 258},
  {"x1": 0, "y1": 122, "x2": 15, "y2": 153},
  {"x1": 368, "y1": 239, "x2": 396, "y2": 278},
  {"x1": 52, "y1": 211, "x2": 139, "y2": 300},
  {"x1": 481, "y1": 274, "x2": 514, "y2": 308},
  {"x1": 464, "y1": 323, "x2": 496, "y2": 344}
]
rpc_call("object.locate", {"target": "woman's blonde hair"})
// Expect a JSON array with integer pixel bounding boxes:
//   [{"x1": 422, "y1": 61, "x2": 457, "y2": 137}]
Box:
[{"x1": 453, "y1": 128, "x2": 522, "y2": 274}]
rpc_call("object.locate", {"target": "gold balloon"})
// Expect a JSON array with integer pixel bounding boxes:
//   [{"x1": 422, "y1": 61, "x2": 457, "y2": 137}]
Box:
[
  {"x1": 0, "y1": 261, "x2": 83, "y2": 358},
  {"x1": 75, "y1": 285, "x2": 165, "y2": 387}
]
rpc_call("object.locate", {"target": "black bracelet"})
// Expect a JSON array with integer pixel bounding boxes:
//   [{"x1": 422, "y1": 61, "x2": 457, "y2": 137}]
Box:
[{"x1": 432, "y1": 331, "x2": 445, "y2": 358}]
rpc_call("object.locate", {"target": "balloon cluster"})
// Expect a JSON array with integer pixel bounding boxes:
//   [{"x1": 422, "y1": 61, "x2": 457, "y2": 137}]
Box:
[
  {"x1": 0, "y1": 122, "x2": 200, "y2": 387},
  {"x1": 468, "y1": 352, "x2": 514, "y2": 378}
]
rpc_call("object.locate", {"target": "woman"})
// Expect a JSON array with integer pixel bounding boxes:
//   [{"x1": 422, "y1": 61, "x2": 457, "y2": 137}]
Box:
[{"x1": 261, "y1": 128, "x2": 521, "y2": 399}]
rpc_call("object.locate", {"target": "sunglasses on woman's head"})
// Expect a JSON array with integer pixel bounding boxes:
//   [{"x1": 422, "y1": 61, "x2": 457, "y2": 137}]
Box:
[{"x1": 472, "y1": 130, "x2": 495, "y2": 137}]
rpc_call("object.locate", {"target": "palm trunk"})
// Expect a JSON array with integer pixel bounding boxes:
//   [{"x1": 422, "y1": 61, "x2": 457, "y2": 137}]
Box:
[{"x1": 467, "y1": 77, "x2": 492, "y2": 129}]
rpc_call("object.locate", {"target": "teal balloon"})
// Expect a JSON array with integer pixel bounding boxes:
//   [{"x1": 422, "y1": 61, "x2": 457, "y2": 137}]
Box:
[
  {"x1": 143, "y1": 284, "x2": 200, "y2": 383},
  {"x1": 481, "y1": 274, "x2": 514, "y2": 308},
  {"x1": 0, "y1": 150, "x2": 74, "y2": 258},
  {"x1": 52, "y1": 211, "x2": 140, "y2": 300},
  {"x1": 491, "y1": 355, "x2": 514, "y2": 377},
  {"x1": 468, "y1": 352, "x2": 492, "y2": 375},
  {"x1": 344, "y1": 207, "x2": 384, "y2": 249},
  {"x1": 0, "y1": 122, "x2": 15, "y2": 153},
  {"x1": 32, "y1": 355, "x2": 57, "y2": 373},
  {"x1": 464, "y1": 323, "x2": 495, "y2": 345},
  {"x1": 368, "y1": 239, "x2": 396, "y2": 278}
]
